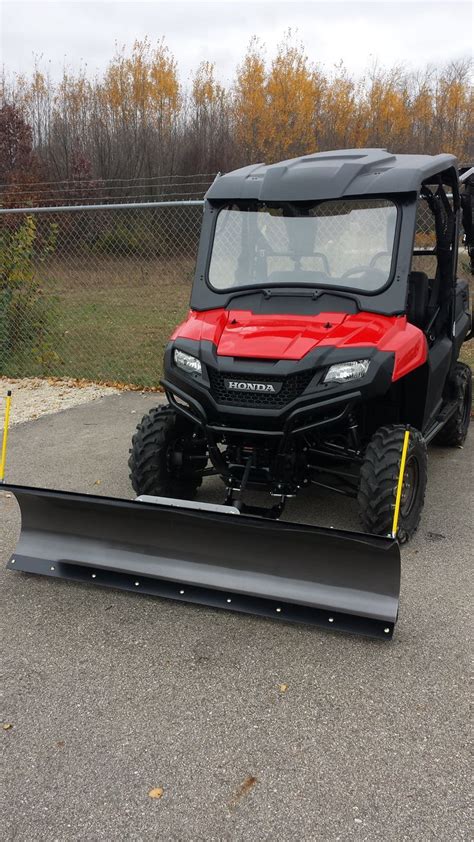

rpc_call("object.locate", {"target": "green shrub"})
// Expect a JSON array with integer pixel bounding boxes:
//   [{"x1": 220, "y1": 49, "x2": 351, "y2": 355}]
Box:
[
  {"x1": 0, "y1": 215, "x2": 60, "y2": 373},
  {"x1": 92, "y1": 220, "x2": 157, "y2": 256}
]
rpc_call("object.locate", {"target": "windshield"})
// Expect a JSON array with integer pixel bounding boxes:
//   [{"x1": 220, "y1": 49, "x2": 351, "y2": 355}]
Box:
[{"x1": 208, "y1": 199, "x2": 398, "y2": 293}]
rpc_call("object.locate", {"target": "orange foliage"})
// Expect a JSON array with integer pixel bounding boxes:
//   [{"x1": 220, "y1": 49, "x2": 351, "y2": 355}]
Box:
[
  {"x1": 234, "y1": 38, "x2": 267, "y2": 159},
  {"x1": 263, "y1": 35, "x2": 325, "y2": 159},
  {"x1": 102, "y1": 38, "x2": 180, "y2": 126}
]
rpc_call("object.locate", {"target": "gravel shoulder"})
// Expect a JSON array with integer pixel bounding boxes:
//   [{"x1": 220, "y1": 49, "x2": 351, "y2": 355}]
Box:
[{"x1": 0, "y1": 377, "x2": 121, "y2": 426}]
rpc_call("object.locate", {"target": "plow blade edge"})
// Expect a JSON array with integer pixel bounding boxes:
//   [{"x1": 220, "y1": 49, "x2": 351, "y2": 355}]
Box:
[{"x1": 4, "y1": 485, "x2": 400, "y2": 639}]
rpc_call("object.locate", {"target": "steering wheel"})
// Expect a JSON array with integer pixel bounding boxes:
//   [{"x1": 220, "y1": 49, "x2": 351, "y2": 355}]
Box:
[
  {"x1": 311, "y1": 252, "x2": 331, "y2": 275},
  {"x1": 341, "y1": 266, "x2": 372, "y2": 279},
  {"x1": 370, "y1": 251, "x2": 391, "y2": 268}
]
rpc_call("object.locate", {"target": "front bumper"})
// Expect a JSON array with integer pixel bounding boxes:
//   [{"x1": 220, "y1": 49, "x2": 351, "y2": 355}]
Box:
[{"x1": 162, "y1": 339, "x2": 395, "y2": 438}]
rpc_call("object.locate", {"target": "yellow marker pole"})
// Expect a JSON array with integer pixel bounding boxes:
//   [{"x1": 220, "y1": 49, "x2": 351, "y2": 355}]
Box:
[
  {"x1": 391, "y1": 429, "x2": 410, "y2": 539},
  {"x1": 0, "y1": 390, "x2": 12, "y2": 483}
]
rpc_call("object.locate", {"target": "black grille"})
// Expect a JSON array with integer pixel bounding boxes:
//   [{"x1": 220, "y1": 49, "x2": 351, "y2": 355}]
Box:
[{"x1": 208, "y1": 368, "x2": 314, "y2": 408}]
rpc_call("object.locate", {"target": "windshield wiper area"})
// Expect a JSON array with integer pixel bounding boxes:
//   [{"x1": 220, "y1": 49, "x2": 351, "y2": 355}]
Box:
[
  {"x1": 227, "y1": 287, "x2": 359, "y2": 304},
  {"x1": 262, "y1": 288, "x2": 323, "y2": 300}
]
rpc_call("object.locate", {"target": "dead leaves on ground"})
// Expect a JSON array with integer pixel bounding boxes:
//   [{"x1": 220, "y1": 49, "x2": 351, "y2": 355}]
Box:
[
  {"x1": 148, "y1": 786, "x2": 164, "y2": 799},
  {"x1": 43, "y1": 376, "x2": 162, "y2": 393},
  {"x1": 147, "y1": 776, "x2": 259, "y2": 810},
  {"x1": 0, "y1": 375, "x2": 163, "y2": 393},
  {"x1": 228, "y1": 775, "x2": 258, "y2": 811}
]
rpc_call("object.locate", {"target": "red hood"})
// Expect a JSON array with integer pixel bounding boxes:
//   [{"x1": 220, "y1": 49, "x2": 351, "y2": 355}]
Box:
[{"x1": 172, "y1": 309, "x2": 427, "y2": 381}]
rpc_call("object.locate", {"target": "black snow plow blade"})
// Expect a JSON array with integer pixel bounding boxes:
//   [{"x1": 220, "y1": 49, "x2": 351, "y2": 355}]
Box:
[{"x1": 4, "y1": 485, "x2": 401, "y2": 639}]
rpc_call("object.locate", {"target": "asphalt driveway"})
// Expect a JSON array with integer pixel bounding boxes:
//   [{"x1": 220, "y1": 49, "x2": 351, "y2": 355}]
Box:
[{"x1": 1, "y1": 392, "x2": 471, "y2": 841}]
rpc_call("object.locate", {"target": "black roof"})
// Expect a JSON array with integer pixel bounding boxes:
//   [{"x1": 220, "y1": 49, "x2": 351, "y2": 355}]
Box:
[{"x1": 206, "y1": 149, "x2": 458, "y2": 203}]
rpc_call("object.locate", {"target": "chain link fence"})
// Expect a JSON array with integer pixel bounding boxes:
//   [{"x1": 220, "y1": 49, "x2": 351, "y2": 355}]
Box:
[
  {"x1": 0, "y1": 197, "x2": 469, "y2": 388},
  {"x1": 0, "y1": 201, "x2": 204, "y2": 387}
]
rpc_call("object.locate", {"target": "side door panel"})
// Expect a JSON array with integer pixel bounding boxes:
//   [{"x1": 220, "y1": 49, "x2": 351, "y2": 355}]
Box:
[{"x1": 423, "y1": 336, "x2": 452, "y2": 428}]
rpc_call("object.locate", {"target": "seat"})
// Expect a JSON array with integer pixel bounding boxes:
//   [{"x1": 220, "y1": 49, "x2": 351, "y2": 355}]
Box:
[{"x1": 407, "y1": 271, "x2": 430, "y2": 329}]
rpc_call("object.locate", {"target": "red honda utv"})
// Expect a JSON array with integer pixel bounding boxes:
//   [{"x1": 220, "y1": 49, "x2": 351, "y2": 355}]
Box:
[{"x1": 129, "y1": 150, "x2": 473, "y2": 542}]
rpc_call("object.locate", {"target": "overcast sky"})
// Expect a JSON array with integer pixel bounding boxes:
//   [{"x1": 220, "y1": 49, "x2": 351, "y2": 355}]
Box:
[{"x1": 1, "y1": 0, "x2": 472, "y2": 85}]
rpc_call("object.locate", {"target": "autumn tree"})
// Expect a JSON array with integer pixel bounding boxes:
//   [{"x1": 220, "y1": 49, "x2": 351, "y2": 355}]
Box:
[
  {"x1": 264, "y1": 34, "x2": 325, "y2": 160},
  {"x1": 360, "y1": 65, "x2": 411, "y2": 149},
  {"x1": 0, "y1": 104, "x2": 34, "y2": 181},
  {"x1": 0, "y1": 103, "x2": 43, "y2": 205},
  {"x1": 234, "y1": 38, "x2": 267, "y2": 161},
  {"x1": 320, "y1": 64, "x2": 359, "y2": 149},
  {"x1": 409, "y1": 68, "x2": 436, "y2": 154},
  {"x1": 99, "y1": 38, "x2": 181, "y2": 187},
  {"x1": 1, "y1": 37, "x2": 472, "y2": 206},
  {"x1": 182, "y1": 61, "x2": 232, "y2": 174},
  {"x1": 434, "y1": 60, "x2": 473, "y2": 158}
]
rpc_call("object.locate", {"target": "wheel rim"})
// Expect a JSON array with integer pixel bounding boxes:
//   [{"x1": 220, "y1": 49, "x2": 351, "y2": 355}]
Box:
[{"x1": 400, "y1": 455, "x2": 419, "y2": 518}]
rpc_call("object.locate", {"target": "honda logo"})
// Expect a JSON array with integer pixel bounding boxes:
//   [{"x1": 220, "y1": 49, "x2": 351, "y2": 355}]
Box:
[{"x1": 224, "y1": 380, "x2": 281, "y2": 393}]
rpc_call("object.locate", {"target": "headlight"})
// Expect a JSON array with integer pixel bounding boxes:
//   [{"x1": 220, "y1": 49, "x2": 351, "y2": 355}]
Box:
[
  {"x1": 174, "y1": 349, "x2": 202, "y2": 375},
  {"x1": 324, "y1": 359, "x2": 370, "y2": 383}
]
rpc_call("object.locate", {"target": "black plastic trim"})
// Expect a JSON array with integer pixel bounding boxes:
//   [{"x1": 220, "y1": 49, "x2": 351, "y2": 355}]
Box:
[{"x1": 163, "y1": 338, "x2": 394, "y2": 431}]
